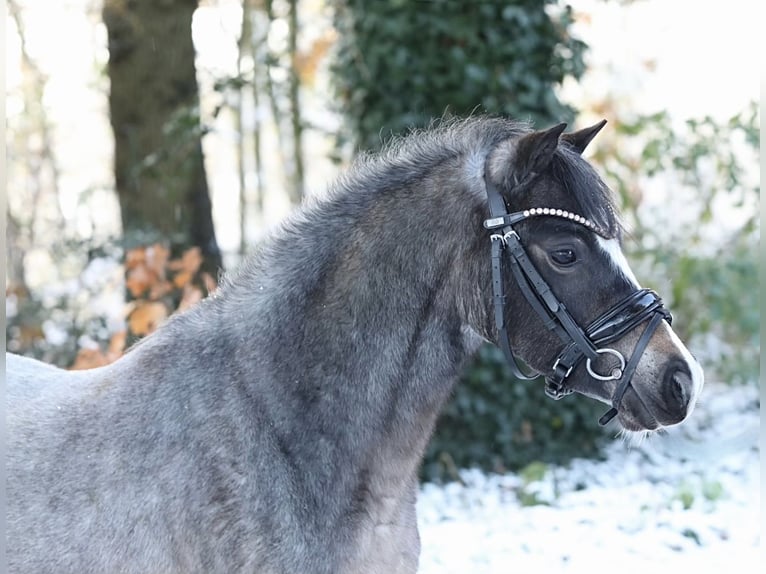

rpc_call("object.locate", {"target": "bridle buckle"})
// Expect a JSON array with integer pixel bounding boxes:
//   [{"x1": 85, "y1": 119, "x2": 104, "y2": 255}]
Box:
[
  {"x1": 551, "y1": 357, "x2": 573, "y2": 380},
  {"x1": 490, "y1": 230, "x2": 519, "y2": 246}
]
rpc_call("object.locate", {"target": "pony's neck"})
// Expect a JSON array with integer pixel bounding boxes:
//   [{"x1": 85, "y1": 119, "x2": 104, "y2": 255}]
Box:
[{"x1": 223, "y1": 162, "x2": 491, "y2": 492}]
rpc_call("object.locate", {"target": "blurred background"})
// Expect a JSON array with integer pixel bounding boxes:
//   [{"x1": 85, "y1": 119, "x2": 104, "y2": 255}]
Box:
[{"x1": 4, "y1": 0, "x2": 760, "y2": 565}]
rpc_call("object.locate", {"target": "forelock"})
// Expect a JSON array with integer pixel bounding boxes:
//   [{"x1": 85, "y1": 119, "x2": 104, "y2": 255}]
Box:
[{"x1": 549, "y1": 145, "x2": 623, "y2": 239}]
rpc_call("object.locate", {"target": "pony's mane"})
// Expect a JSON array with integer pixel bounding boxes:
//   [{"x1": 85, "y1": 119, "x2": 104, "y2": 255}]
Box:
[
  {"x1": 328, "y1": 116, "x2": 525, "y2": 201},
  {"x1": 219, "y1": 116, "x2": 622, "y2": 298},
  {"x1": 329, "y1": 116, "x2": 622, "y2": 238}
]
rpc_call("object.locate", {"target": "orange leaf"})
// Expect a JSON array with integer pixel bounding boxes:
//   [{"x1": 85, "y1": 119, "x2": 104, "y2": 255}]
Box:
[
  {"x1": 125, "y1": 247, "x2": 146, "y2": 270},
  {"x1": 148, "y1": 279, "x2": 174, "y2": 301},
  {"x1": 178, "y1": 284, "x2": 203, "y2": 312},
  {"x1": 126, "y1": 264, "x2": 152, "y2": 298},
  {"x1": 145, "y1": 243, "x2": 170, "y2": 281},
  {"x1": 70, "y1": 348, "x2": 110, "y2": 370},
  {"x1": 201, "y1": 271, "x2": 217, "y2": 294},
  {"x1": 173, "y1": 270, "x2": 193, "y2": 289},
  {"x1": 168, "y1": 247, "x2": 203, "y2": 274},
  {"x1": 128, "y1": 301, "x2": 168, "y2": 336},
  {"x1": 107, "y1": 330, "x2": 127, "y2": 356},
  {"x1": 70, "y1": 331, "x2": 126, "y2": 371},
  {"x1": 295, "y1": 31, "x2": 336, "y2": 86}
]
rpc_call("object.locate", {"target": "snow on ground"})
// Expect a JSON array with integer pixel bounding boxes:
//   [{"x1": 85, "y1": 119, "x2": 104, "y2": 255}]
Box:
[{"x1": 417, "y1": 383, "x2": 760, "y2": 574}]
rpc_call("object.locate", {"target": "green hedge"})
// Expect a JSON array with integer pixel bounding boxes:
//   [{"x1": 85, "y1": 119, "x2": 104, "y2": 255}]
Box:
[
  {"x1": 422, "y1": 345, "x2": 608, "y2": 482},
  {"x1": 330, "y1": 0, "x2": 585, "y2": 152}
]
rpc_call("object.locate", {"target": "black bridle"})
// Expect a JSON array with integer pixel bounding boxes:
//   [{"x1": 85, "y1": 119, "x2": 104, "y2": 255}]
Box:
[{"x1": 483, "y1": 168, "x2": 671, "y2": 426}]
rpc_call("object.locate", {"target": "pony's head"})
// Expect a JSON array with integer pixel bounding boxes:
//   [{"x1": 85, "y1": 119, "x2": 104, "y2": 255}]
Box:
[{"x1": 481, "y1": 121, "x2": 703, "y2": 432}]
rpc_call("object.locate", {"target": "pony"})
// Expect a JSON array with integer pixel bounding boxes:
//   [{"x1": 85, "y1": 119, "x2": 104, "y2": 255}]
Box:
[{"x1": 6, "y1": 117, "x2": 704, "y2": 573}]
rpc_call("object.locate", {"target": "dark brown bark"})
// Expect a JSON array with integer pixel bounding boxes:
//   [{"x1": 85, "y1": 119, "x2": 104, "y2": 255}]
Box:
[{"x1": 103, "y1": 0, "x2": 222, "y2": 274}]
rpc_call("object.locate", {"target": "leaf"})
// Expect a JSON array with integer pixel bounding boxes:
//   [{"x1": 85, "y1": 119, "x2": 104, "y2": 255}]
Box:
[
  {"x1": 168, "y1": 247, "x2": 203, "y2": 275},
  {"x1": 144, "y1": 243, "x2": 170, "y2": 281},
  {"x1": 178, "y1": 284, "x2": 204, "y2": 311},
  {"x1": 70, "y1": 330, "x2": 125, "y2": 371},
  {"x1": 126, "y1": 264, "x2": 152, "y2": 297},
  {"x1": 128, "y1": 301, "x2": 168, "y2": 336},
  {"x1": 201, "y1": 271, "x2": 217, "y2": 294},
  {"x1": 70, "y1": 348, "x2": 110, "y2": 370},
  {"x1": 295, "y1": 32, "x2": 336, "y2": 86},
  {"x1": 125, "y1": 247, "x2": 146, "y2": 270},
  {"x1": 107, "y1": 330, "x2": 127, "y2": 356},
  {"x1": 126, "y1": 243, "x2": 170, "y2": 298},
  {"x1": 148, "y1": 279, "x2": 174, "y2": 301},
  {"x1": 172, "y1": 270, "x2": 193, "y2": 289}
]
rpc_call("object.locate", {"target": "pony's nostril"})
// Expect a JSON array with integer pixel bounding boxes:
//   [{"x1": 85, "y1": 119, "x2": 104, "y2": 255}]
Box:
[
  {"x1": 671, "y1": 373, "x2": 687, "y2": 406},
  {"x1": 662, "y1": 361, "x2": 692, "y2": 419}
]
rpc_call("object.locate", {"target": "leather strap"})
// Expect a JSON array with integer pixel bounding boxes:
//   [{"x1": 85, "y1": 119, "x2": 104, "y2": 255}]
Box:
[
  {"x1": 597, "y1": 312, "x2": 666, "y2": 425},
  {"x1": 491, "y1": 235, "x2": 539, "y2": 380}
]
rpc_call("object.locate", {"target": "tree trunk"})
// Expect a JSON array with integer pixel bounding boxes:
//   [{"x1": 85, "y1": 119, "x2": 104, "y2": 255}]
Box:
[
  {"x1": 103, "y1": 0, "x2": 222, "y2": 274},
  {"x1": 287, "y1": 0, "x2": 304, "y2": 204}
]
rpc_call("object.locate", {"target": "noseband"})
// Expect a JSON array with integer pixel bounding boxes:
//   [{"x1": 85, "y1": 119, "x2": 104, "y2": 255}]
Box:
[{"x1": 483, "y1": 168, "x2": 671, "y2": 426}]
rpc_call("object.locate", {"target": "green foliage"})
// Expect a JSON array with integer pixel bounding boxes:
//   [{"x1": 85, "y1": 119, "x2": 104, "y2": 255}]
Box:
[
  {"x1": 658, "y1": 235, "x2": 758, "y2": 384},
  {"x1": 596, "y1": 102, "x2": 759, "y2": 384},
  {"x1": 330, "y1": 0, "x2": 586, "y2": 152},
  {"x1": 421, "y1": 345, "x2": 608, "y2": 482},
  {"x1": 671, "y1": 477, "x2": 726, "y2": 514},
  {"x1": 6, "y1": 239, "x2": 124, "y2": 368},
  {"x1": 516, "y1": 461, "x2": 552, "y2": 506},
  {"x1": 702, "y1": 479, "x2": 724, "y2": 502},
  {"x1": 6, "y1": 290, "x2": 87, "y2": 367},
  {"x1": 676, "y1": 481, "x2": 695, "y2": 510},
  {"x1": 598, "y1": 103, "x2": 759, "y2": 237},
  {"x1": 519, "y1": 460, "x2": 549, "y2": 483}
]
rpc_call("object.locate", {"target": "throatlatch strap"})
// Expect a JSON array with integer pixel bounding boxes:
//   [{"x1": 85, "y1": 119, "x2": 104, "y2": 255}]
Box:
[
  {"x1": 491, "y1": 236, "x2": 538, "y2": 380},
  {"x1": 490, "y1": 237, "x2": 506, "y2": 330}
]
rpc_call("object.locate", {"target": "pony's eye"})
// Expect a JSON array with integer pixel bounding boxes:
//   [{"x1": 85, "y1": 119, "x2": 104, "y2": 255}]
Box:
[{"x1": 550, "y1": 248, "x2": 577, "y2": 266}]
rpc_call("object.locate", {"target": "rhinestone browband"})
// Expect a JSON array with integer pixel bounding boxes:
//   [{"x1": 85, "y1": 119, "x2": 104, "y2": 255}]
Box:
[{"x1": 520, "y1": 207, "x2": 610, "y2": 238}]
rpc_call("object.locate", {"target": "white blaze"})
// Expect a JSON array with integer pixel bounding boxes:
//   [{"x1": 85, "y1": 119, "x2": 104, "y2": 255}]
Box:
[{"x1": 596, "y1": 237, "x2": 640, "y2": 288}]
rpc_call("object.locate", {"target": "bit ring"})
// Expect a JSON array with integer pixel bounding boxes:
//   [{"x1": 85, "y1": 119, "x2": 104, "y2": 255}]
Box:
[{"x1": 586, "y1": 348, "x2": 626, "y2": 381}]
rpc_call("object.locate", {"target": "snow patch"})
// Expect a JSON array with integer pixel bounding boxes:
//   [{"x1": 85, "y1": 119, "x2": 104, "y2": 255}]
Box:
[{"x1": 417, "y1": 382, "x2": 759, "y2": 573}]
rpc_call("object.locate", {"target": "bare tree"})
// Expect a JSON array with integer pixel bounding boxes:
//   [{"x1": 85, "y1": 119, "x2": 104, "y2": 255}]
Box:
[
  {"x1": 263, "y1": 0, "x2": 304, "y2": 206},
  {"x1": 286, "y1": 0, "x2": 305, "y2": 204},
  {"x1": 102, "y1": 0, "x2": 222, "y2": 274},
  {"x1": 7, "y1": 0, "x2": 65, "y2": 287}
]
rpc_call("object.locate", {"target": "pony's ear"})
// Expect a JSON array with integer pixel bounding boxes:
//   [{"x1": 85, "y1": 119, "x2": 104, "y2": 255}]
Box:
[
  {"x1": 561, "y1": 119, "x2": 607, "y2": 154},
  {"x1": 489, "y1": 122, "x2": 567, "y2": 191},
  {"x1": 514, "y1": 122, "x2": 568, "y2": 179}
]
